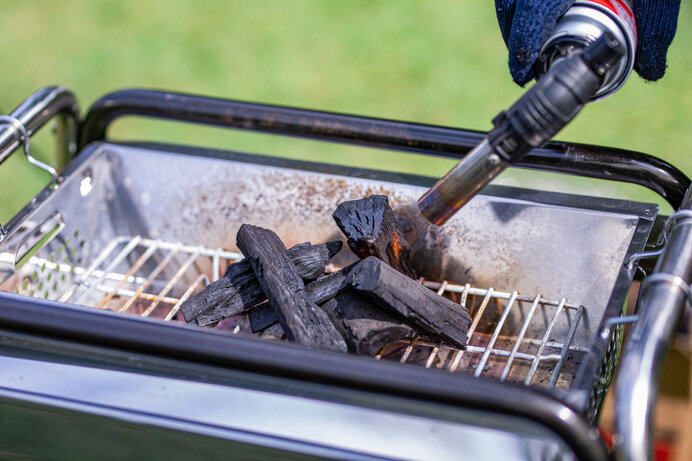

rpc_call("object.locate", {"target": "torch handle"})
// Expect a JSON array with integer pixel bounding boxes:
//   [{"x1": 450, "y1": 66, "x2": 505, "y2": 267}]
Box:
[{"x1": 418, "y1": 32, "x2": 625, "y2": 226}]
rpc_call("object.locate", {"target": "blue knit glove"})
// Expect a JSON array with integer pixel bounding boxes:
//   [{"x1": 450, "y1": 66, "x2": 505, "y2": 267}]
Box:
[
  {"x1": 495, "y1": 0, "x2": 681, "y2": 86},
  {"x1": 633, "y1": 0, "x2": 681, "y2": 81}
]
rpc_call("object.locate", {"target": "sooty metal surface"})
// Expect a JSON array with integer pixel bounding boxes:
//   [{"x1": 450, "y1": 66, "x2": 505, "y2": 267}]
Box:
[{"x1": 0, "y1": 141, "x2": 655, "y2": 401}]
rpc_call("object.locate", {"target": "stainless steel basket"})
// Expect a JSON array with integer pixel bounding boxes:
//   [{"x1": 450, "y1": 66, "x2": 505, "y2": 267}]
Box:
[{"x1": 0, "y1": 87, "x2": 688, "y2": 461}]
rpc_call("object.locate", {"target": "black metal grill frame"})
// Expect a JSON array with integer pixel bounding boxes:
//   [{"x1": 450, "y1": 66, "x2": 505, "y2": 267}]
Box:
[{"x1": 0, "y1": 87, "x2": 685, "y2": 461}]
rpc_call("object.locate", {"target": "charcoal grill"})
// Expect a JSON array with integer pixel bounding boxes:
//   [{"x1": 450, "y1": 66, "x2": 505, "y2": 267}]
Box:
[{"x1": 0, "y1": 87, "x2": 689, "y2": 460}]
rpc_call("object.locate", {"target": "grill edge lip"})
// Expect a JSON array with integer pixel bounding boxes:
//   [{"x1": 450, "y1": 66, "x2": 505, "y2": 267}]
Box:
[
  {"x1": 0, "y1": 290, "x2": 607, "y2": 461},
  {"x1": 79, "y1": 88, "x2": 690, "y2": 208}
]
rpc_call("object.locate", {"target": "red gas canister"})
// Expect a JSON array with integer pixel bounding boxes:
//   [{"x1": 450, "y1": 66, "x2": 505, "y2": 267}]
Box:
[{"x1": 536, "y1": 0, "x2": 637, "y2": 100}]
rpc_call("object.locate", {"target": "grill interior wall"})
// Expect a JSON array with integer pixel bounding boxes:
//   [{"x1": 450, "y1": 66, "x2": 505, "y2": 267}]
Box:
[
  {"x1": 0, "y1": 144, "x2": 653, "y2": 395},
  {"x1": 95, "y1": 145, "x2": 638, "y2": 351}
]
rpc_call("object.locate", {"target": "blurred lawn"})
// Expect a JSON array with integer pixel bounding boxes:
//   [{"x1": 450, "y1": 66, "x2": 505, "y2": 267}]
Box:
[{"x1": 0, "y1": 0, "x2": 691, "y2": 222}]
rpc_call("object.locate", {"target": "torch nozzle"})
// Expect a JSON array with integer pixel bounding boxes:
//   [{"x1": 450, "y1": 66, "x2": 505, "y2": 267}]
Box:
[{"x1": 417, "y1": 139, "x2": 506, "y2": 226}]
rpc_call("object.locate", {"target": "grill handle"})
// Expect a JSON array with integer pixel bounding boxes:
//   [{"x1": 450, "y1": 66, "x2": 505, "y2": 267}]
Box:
[
  {"x1": 0, "y1": 86, "x2": 79, "y2": 174},
  {"x1": 614, "y1": 192, "x2": 692, "y2": 461},
  {"x1": 79, "y1": 89, "x2": 690, "y2": 209}
]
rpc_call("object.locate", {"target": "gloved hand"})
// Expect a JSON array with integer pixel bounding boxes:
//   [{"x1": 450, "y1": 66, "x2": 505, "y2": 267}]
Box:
[
  {"x1": 495, "y1": 0, "x2": 681, "y2": 86},
  {"x1": 633, "y1": 0, "x2": 681, "y2": 80}
]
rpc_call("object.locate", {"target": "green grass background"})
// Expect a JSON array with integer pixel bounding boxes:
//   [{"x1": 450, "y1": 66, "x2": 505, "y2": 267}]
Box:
[{"x1": 0, "y1": 0, "x2": 691, "y2": 222}]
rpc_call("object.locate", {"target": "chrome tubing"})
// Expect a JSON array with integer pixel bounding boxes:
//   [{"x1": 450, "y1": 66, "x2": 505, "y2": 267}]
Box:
[
  {"x1": 0, "y1": 86, "x2": 79, "y2": 173},
  {"x1": 614, "y1": 192, "x2": 692, "y2": 461},
  {"x1": 418, "y1": 138, "x2": 507, "y2": 225}
]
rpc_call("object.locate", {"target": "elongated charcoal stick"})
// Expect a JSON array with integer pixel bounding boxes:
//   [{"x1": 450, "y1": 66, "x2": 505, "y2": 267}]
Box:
[
  {"x1": 249, "y1": 264, "x2": 355, "y2": 332},
  {"x1": 322, "y1": 291, "x2": 415, "y2": 356},
  {"x1": 182, "y1": 240, "x2": 342, "y2": 326},
  {"x1": 236, "y1": 224, "x2": 347, "y2": 352},
  {"x1": 347, "y1": 257, "x2": 471, "y2": 349}
]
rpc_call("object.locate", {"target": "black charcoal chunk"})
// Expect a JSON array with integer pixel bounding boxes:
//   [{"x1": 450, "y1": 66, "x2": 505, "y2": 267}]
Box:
[
  {"x1": 333, "y1": 195, "x2": 417, "y2": 278},
  {"x1": 347, "y1": 256, "x2": 471, "y2": 349},
  {"x1": 322, "y1": 291, "x2": 415, "y2": 356},
  {"x1": 237, "y1": 224, "x2": 347, "y2": 352},
  {"x1": 183, "y1": 240, "x2": 342, "y2": 326}
]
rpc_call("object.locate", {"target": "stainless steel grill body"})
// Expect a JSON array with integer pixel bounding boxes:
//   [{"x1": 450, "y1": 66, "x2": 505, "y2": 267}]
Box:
[
  {"x1": 0, "y1": 142, "x2": 653, "y2": 366},
  {"x1": 0, "y1": 88, "x2": 677, "y2": 461},
  {"x1": 0, "y1": 140, "x2": 653, "y2": 454}
]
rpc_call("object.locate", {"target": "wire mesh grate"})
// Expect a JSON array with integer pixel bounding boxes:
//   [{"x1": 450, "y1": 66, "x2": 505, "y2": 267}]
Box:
[{"x1": 15, "y1": 235, "x2": 586, "y2": 390}]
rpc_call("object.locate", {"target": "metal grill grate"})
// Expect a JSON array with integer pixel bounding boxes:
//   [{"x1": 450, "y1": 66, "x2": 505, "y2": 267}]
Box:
[
  {"x1": 15, "y1": 236, "x2": 586, "y2": 390},
  {"x1": 375, "y1": 281, "x2": 585, "y2": 389}
]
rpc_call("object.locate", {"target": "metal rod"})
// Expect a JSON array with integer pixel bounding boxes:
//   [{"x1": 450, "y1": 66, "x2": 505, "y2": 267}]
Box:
[
  {"x1": 425, "y1": 342, "x2": 443, "y2": 369},
  {"x1": 30, "y1": 257, "x2": 142, "y2": 285},
  {"x1": 604, "y1": 314, "x2": 639, "y2": 327},
  {"x1": 436, "y1": 280, "x2": 448, "y2": 296},
  {"x1": 400, "y1": 336, "x2": 419, "y2": 364},
  {"x1": 449, "y1": 287, "x2": 494, "y2": 372},
  {"x1": 525, "y1": 299, "x2": 567, "y2": 385},
  {"x1": 141, "y1": 247, "x2": 202, "y2": 317},
  {"x1": 500, "y1": 295, "x2": 542, "y2": 381},
  {"x1": 466, "y1": 347, "x2": 561, "y2": 362},
  {"x1": 460, "y1": 283, "x2": 470, "y2": 308},
  {"x1": 447, "y1": 284, "x2": 471, "y2": 373},
  {"x1": 422, "y1": 281, "x2": 581, "y2": 310},
  {"x1": 374, "y1": 346, "x2": 387, "y2": 360},
  {"x1": 73, "y1": 236, "x2": 143, "y2": 305},
  {"x1": 165, "y1": 274, "x2": 209, "y2": 322},
  {"x1": 89, "y1": 285, "x2": 180, "y2": 306},
  {"x1": 58, "y1": 237, "x2": 128, "y2": 303},
  {"x1": 79, "y1": 89, "x2": 690, "y2": 208},
  {"x1": 467, "y1": 288, "x2": 494, "y2": 339},
  {"x1": 0, "y1": 87, "x2": 78, "y2": 169},
  {"x1": 428, "y1": 281, "x2": 447, "y2": 368},
  {"x1": 549, "y1": 305, "x2": 584, "y2": 389},
  {"x1": 475, "y1": 292, "x2": 519, "y2": 377},
  {"x1": 95, "y1": 243, "x2": 159, "y2": 309},
  {"x1": 409, "y1": 335, "x2": 586, "y2": 355},
  {"x1": 212, "y1": 247, "x2": 221, "y2": 281},
  {"x1": 118, "y1": 246, "x2": 180, "y2": 313},
  {"x1": 615, "y1": 194, "x2": 692, "y2": 461},
  {"x1": 135, "y1": 238, "x2": 240, "y2": 260}
]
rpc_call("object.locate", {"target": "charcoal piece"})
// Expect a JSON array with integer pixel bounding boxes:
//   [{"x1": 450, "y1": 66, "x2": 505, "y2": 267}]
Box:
[
  {"x1": 333, "y1": 195, "x2": 417, "y2": 278},
  {"x1": 260, "y1": 323, "x2": 285, "y2": 340},
  {"x1": 249, "y1": 303, "x2": 278, "y2": 333},
  {"x1": 249, "y1": 264, "x2": 355, "y2": 332},
  {"x1": 214, "y1": 314, "x2": 252, "y2": 335},
  {"x1": 304, "y1": 263, "x2": 353, "y2": 304},
  {"x1": 237, "y1": 224, "x2": 347, "y2": 352},
  {"x1": 182, "y1": 240, "x2": 342, "y2": 326},
  {"x1": 187, "y1": 262, "x2": 261, "y2": 326},
  {"x1": 347, "y1": 256, "x2": 471, "y2": 349},
  {"x1": 322, "y1": 291, "x2": 415, "y2": 356},
  {"x1": 241, "y1": 240, "x2": 343, "y2": 281}
]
